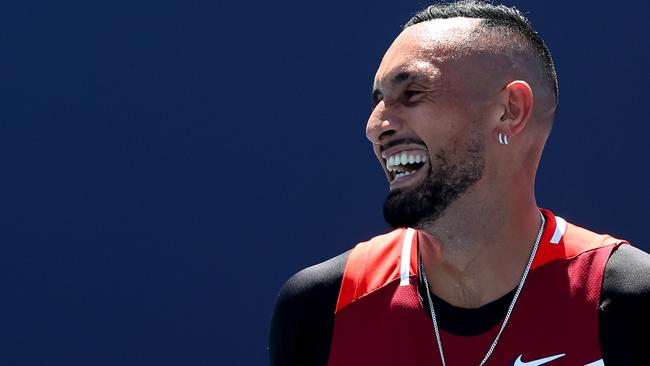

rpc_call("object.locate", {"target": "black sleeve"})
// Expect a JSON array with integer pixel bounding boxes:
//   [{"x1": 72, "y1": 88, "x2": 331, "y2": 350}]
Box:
[
  {"x1": 599, "y1": 244, "x2": 650, "y2": 365},
  {"x1": 268, "y1": 250, "x2": 349, "y2": 366}
]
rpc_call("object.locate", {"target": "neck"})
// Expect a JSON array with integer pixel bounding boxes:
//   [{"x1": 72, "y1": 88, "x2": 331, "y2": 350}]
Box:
[{"x1": 417, "y1": 188, "x2": 543, "y2": 308}]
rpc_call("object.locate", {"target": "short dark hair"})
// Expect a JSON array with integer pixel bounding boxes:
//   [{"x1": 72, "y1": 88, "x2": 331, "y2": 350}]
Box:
[{"x1": 405, "y1": 0, "x2": 558, "y2": 101}]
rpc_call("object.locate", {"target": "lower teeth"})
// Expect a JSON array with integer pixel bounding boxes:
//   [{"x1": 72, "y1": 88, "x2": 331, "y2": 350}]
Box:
[{"x1": 395, "y1": 170, "x2": 417, "y2": 179}]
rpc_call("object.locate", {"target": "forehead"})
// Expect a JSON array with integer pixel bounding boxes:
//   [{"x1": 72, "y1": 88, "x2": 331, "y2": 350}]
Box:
[{"x1": 374, "y1": 18, "x2": 481, "y2": 88}]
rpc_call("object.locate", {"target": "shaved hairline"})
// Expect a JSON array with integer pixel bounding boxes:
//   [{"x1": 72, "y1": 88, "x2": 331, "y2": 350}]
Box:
[{"x1": 406, "y1": 18, "x2": 558, "y2": 123}]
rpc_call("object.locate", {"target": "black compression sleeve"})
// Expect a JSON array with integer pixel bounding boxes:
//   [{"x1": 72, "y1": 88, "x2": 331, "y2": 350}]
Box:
[
  {"x1": 268, "y1": 250, "x2": 349, "y2": 366},
  {"x1": 599, "y1": 244, "x2": 650, "y2": 365}
]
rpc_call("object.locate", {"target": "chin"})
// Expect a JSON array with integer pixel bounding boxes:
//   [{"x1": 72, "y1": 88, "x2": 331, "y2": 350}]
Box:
[{"x1": 382, "y1": 147, "x2": 485, "y2": 229}]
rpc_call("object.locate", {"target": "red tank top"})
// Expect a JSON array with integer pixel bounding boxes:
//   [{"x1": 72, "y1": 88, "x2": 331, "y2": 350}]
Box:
[{"x1": 328, "y1": 209, "x2": 626, "y2": 366}]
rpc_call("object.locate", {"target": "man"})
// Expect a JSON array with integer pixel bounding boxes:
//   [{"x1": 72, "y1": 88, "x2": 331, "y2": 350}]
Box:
[{"x1": 269, "y1": 1, "x2": 650, "y2": 365}]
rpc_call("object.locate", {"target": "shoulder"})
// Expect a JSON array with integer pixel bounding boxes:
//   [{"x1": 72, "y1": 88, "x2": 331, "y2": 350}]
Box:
[
  {"x1": 268, "y1": 250, "x2": 350, "y2": 366},
  {"x1": 602, "y1": 244, "x2": 650, "y2": 298},
  {"x1": 600, "y1": 244, "x2": 650, "y2": 364},
  {"x1": 600, "y1": 244, "x2": 650, "y2": 320},
  {"x1": 276, "y1": 250, "x2": 350, "y2": 304}
]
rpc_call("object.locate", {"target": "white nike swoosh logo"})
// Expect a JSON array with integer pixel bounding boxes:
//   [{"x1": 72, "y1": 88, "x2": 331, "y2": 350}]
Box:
[{"x1": 514, "y1": 353, "x2": 566, "y2": 366}]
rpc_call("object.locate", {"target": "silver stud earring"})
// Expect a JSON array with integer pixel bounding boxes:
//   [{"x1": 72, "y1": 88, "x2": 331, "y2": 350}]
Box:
[{"x1": 498, "y1": 132, "x2": 509, "y2": 145}]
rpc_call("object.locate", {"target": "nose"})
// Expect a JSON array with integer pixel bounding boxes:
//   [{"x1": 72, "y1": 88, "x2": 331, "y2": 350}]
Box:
[{"x1": 366, "y1": 103, "x2": 399, "y2": 144}]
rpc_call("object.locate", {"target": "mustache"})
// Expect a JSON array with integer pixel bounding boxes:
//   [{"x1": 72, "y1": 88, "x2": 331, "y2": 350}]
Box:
[{"x1": 379, "y1": 138, "x2": 427, "y2": 153}]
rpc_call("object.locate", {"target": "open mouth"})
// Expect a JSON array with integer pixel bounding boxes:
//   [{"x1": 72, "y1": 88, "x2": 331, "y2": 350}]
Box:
[{"x1": 385, "y1": 151, "x2": 428, "y2": 182}]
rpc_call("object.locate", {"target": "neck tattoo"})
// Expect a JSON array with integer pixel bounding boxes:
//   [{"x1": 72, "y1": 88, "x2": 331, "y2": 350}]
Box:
[{"x1": 418, "y1": 212, "x2": 546, "y2": 366}]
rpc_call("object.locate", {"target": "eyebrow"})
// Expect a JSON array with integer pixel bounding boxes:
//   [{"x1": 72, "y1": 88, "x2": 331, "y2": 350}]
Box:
[
  {"x1": 371, "y1": 71, "x2": 427, "y2": 105},
  {"x1": 390, "y1": 71, "x2": 412, "y2": 85}
]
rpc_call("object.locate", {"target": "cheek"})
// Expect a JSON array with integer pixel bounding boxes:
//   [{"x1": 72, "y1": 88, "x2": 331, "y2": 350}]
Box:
[
  {"x1": 407, "y1": 107, "x2": 454, "y2": 146},
  {"x1": 446, "y1": 120, "x2": 484, "y2": 157},
  {"x1": 412, "y1": 108, "x2": 484, "y2": 159}
]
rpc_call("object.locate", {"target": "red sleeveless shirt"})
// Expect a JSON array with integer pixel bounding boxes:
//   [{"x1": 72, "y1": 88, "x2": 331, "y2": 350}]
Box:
[{"x1": 327, "y1": 209, "x2": 626, "y2": 366}]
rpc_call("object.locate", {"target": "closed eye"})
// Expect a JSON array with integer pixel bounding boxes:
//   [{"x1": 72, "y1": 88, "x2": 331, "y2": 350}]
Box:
[
  {"x1": 405, "y1": 90, "x2": 422, "y2": 98},
  {"x1": 403, "y1": 90, "x2": 426, "y2": 104},
  {"x1": 370, "y1": 89, "x2": 426, "y2": 108}
]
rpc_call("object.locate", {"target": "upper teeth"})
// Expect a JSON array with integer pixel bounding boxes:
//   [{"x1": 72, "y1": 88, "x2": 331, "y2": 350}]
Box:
[{"x1": 386, "y1": 152, "x2": 428, "y2": 171}]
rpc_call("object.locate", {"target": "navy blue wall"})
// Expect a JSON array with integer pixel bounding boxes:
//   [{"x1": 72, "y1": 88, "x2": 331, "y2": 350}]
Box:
[{"x1": 0, "y1": 0, "x2": 647, "y2": 364}]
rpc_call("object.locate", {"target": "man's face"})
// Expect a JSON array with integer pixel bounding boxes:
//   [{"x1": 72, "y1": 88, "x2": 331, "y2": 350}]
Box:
[{"x1": 366, "y1": 19, "x2": 494, "y2": 229}]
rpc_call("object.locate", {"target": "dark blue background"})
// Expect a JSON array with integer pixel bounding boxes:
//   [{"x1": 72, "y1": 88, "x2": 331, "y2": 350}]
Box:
[{"x1": 0, "y1": 0, "x2": 647, "y2": 364}]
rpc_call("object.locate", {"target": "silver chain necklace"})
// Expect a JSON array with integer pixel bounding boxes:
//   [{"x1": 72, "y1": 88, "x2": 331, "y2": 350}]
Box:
[{"x1": 418, "y1": 212, "x2": 545, "y2": 366}]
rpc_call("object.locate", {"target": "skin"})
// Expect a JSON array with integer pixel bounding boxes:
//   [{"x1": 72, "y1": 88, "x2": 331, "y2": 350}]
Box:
[{"x1": 366, "y1": 18, "x2": 557, "y2": 308}]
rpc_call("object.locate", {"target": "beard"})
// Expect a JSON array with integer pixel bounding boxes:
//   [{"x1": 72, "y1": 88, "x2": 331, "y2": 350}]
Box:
[{"x1": 383, "y1": 137, "x2": 485, "y2": 229}]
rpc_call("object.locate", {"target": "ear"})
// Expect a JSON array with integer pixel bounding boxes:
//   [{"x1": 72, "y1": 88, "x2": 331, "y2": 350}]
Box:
[{"x1": 498, "y1": 80, "x2": 534, "y2": 138}]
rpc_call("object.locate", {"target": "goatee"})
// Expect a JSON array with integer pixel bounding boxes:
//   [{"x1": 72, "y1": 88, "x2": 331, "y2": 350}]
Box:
[{"x1": 383, "y1": 140, "x2": 484, "y2": 229}]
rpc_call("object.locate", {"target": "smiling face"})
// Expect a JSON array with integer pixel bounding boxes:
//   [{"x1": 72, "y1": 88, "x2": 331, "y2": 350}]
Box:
[{"x1": 367, "y1": 19, "x2": 502, "y2": 228}]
